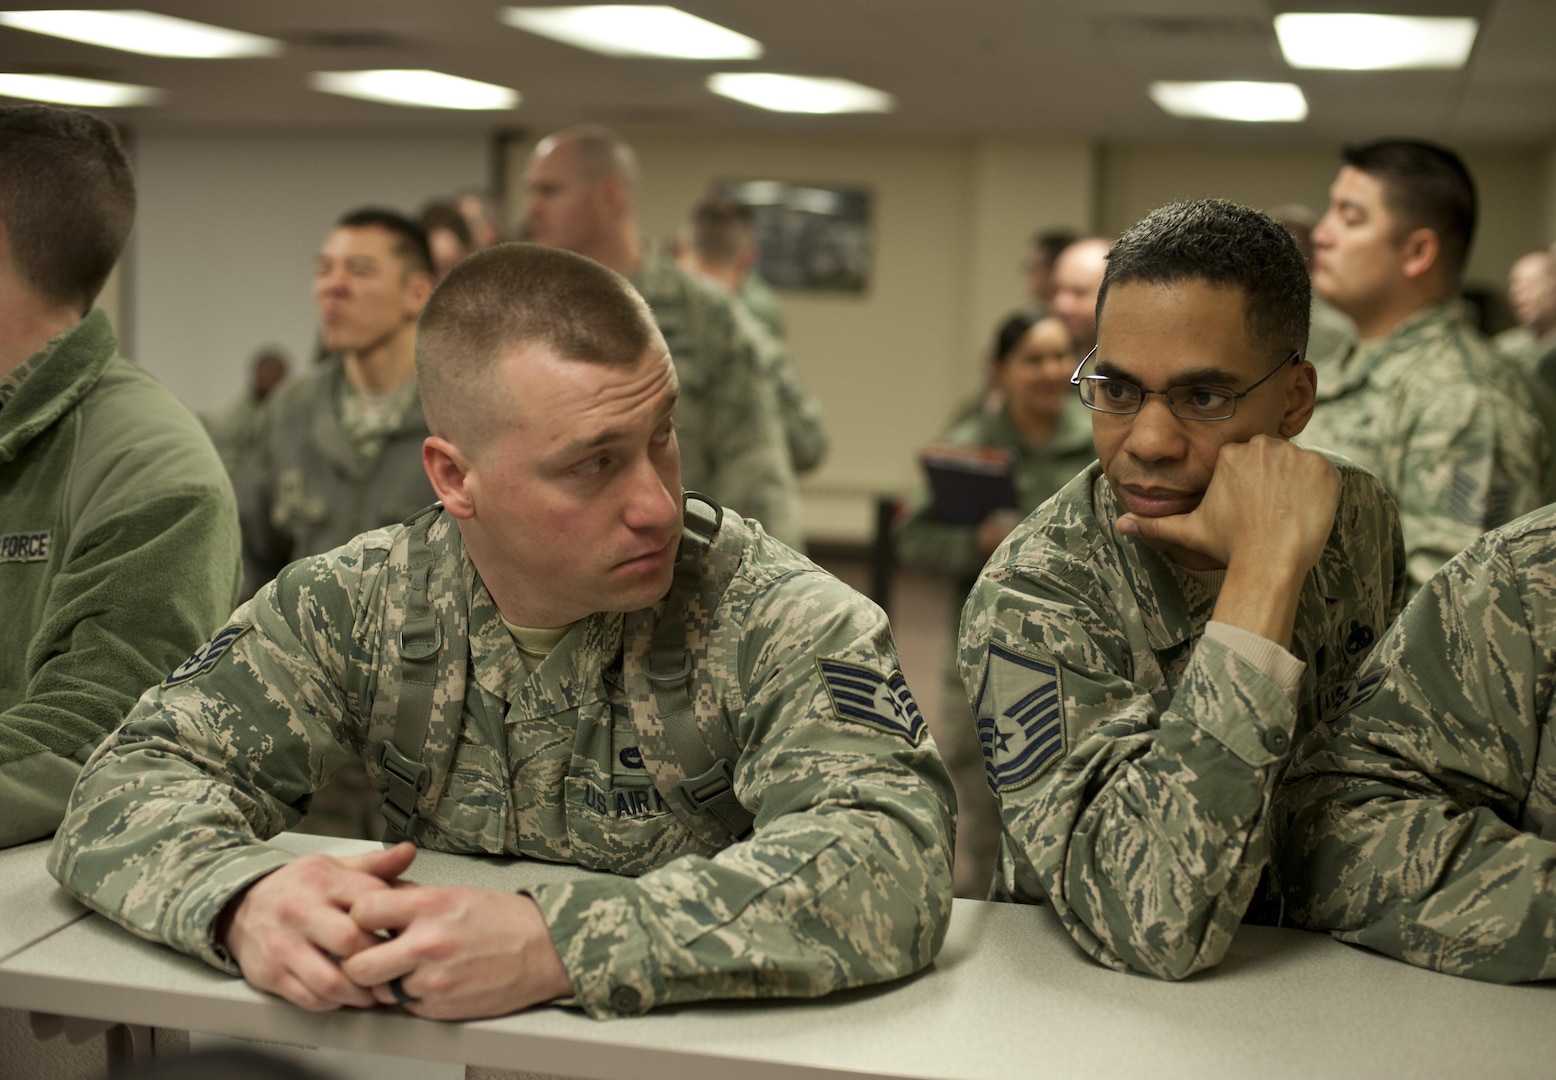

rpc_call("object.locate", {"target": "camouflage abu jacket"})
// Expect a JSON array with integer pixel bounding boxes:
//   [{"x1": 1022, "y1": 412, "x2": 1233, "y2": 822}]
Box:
[
  {"x1": 238, "y1": 357, "x2": 434, "y2": 598},
  {"x1": 958, "y1": 458, "x2": 1406, "y2": 979},
  {"x1": 1296, "y1": 302, "x2": 1548, "y2": 591},
  {"x1": 1278, "y1": 502, "x2": 1556, "y2": 983},
  {"x1": 48, "y1": 505, "x2": 954, "y2": 1018}
]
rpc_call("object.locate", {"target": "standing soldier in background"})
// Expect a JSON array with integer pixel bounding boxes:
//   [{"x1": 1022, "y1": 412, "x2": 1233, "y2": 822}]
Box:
[
  {"x1": 202, "y1": 345, "x2": 288, "y2": 481},
  {"x1": 525, "y1": 126, "x2": 804, "y2": 548},
  {"x1": 0, "y1": 104, "x2": 241, "y2": 847},
  {"x1": 241, "y1": 208, "x2": 436, "y2": 598},
  {"x1": 1299, "y1": 139, "x2": 1547, "y2": 589},
  {"x1": 1019, "y1": 228, "x2": 1078, "y2": 319},
  {"x1": 241, "y1": 207, "x2": 437, "y2": 838},
  {"x1": 1493, "y1": 247, "x2": 1556, "y2": 375},
  {"x1": 677, "y1": 196, "x2": 829, "y2": 476},
  {"x1": 1048, "y1": 236, "x2": 1111, "y2": 358}
]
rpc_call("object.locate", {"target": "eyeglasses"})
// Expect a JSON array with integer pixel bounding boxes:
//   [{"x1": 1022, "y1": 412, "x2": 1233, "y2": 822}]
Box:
[{"x1": 1071, "y1": 349, "x2": 1301, "y2": 422}]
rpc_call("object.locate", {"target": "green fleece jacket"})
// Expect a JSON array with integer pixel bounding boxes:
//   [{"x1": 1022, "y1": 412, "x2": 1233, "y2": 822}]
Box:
[{"x1": 0, "y1": 310, "x2": 241, "y2": 847}]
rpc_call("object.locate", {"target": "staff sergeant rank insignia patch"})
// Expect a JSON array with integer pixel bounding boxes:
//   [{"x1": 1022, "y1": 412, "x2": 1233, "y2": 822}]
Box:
[
  {"x1": 976, "y1": 642, "x2": 1064, "y2": 793},
  {"x1": 818, "y1": 658, "x2": 927, "y2": 745},
  {"x1": 164, "y1": 624, "x2": 249, "y2": 686}
]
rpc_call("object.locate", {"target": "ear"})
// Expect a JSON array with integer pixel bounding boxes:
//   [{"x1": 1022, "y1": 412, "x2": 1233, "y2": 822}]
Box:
[
  {"x1": 423, "y1": 435, "x2": 476, "y2": 518},
  {"x1": 599, "y1": 176, "x2": 627, "y2": 219},
  {"x1": 404, "y1": 270, "x2": 436, "y2": 316},
  {"x1": 1399, "y1": 227, "x2": 1439, "y2": 282},
  {"x1": 1277, "y1": 359, "x2": 1318, "y2": 439}
]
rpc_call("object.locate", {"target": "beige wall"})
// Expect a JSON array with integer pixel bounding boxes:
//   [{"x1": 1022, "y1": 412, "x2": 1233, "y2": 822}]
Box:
[
  {"x1": 506, "y1": 133, "x2": 1096, "y2": 540},
  {"x1": 1544, "y1": 143, "x2": 1556, "y2": 244}
]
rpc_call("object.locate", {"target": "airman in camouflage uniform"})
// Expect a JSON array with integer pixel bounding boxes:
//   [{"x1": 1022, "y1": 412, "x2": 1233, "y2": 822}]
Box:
[
  {"x1": 526, "y1": 127, "x2": 804, "y2": 548},
  {"x1": 1297, "y1": 302, "x2": 1547, "y2": 586},
  {"x1": 895, "y1": 312, "x2": 1096, "y2": 897},
  {"x1": 1301, "y1": 139, "x2": 1548, "y2": 590},
  {"x1": 1278, "y1": 503, "x2": 1556, "y2": 983},
  {"x1": 679, "y1": 196, "x2": 830, "y2": 476},
  {"x1": 635, "y1": 245, "x2": 805, "y2": 545},
  {"x1": 959, "y1": 200, "x2": 1407, "y2": 979},
  {"x1": 49, "y1": 243, "x2": 953, "y2": 1021},
  {"x1": 240, "y1": 209, "x2": 436, "y2": 600}
]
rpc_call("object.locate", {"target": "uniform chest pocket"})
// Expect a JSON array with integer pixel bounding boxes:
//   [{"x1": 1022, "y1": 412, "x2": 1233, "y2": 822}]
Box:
[
  {"x1": 423, "y1": 739, "x2": 508, "y2": 855},
  {"x1": 563, "y1": 775, "x2": 704, "y2": 876}
]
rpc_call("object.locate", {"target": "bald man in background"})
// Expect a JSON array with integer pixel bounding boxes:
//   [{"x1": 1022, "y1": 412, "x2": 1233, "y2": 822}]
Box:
[{"x1": 1049, "y1": 237, "x2": 1111, "y2": 357}]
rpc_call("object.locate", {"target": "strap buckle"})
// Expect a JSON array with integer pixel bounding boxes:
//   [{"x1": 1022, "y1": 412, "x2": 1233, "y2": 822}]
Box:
[
  {"x1": 674, "y1": 759, "x2": 753, "y2": 840},
  {"x1": 644, "y1": 650, "x2": 693, "y2": 688},
  {"x1": 376, "y1": 740, "x2": 432, "y2": 838},
  {"x1": 397, "y1": 623, "x2": 443, "y2": 662}
]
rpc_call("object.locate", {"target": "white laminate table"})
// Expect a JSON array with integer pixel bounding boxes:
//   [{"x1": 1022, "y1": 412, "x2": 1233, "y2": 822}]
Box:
[
  {"x1": 0, "y1": 838, "x2": 88, "y2": 963},
  {"x1": 3, "y1": 835, "x2": 1554, "y2": 1079}
]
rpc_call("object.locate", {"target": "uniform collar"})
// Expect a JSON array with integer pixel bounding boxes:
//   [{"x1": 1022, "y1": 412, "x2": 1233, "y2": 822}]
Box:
[
  {"x1": 1315, "y1": 300, "x2": 1465, "y2": 399},
  {"x1": 466, "y1": 553, "x2": 623, "y2": 713},
  {"x1": 0, "y1": 310, "x2": 116, "y2": 463}
]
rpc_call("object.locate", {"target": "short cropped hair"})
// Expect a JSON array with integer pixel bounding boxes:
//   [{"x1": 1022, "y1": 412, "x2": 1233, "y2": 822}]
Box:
[
  {"x1": 1098, "y1": 198, "x2": 1310, "y2": 360},
  {"x1": 418, "y1": 201, "x2": 474, "y2": 250},
  {"x1": 334, "y1": 207, "x2": 434, "y2": 277},
  {"x1": 1342, "y1": 139, "x2": 1477, "y2": 282},
  {"x1": 0, "y1": 105, "x2": 135, "y2": 313},
  {"x1": 1030, "y1": 228, "x2": 1079, "y2": 268},
  {"x1": 688, "y1": 197, "x2": 755, "y2": 265},
  {"x1": 417, "y1": 243, "x2": 659, "y2": 450}
]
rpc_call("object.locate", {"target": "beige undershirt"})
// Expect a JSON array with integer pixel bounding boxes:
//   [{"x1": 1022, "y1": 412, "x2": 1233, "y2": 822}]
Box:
[
  {"x1": 502, "y1": 617, "x2": 576, "y2": 674},
  {"x1": 1177, "y1": 564, "x2": 1305, "y2": 702}
]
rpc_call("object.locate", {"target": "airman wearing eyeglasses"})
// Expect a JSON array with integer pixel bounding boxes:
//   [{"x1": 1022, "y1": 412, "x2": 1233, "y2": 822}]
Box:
[{"x1": 957, "y1": 199, "x2": 1408, "y2": 979}]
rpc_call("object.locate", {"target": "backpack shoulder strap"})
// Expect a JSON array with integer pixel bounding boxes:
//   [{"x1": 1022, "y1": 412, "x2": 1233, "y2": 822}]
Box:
[
  {"x1": 628, "y1": 492, "x2": 754, "y2": 847},
  {"x1": 375, "y1": 503, "x2": 466, "y2": 842}
]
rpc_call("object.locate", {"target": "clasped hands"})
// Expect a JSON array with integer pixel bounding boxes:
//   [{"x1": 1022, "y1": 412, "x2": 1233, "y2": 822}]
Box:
[{"x1": 220, "y1": 842, "x2": 574, "y2": 1020}]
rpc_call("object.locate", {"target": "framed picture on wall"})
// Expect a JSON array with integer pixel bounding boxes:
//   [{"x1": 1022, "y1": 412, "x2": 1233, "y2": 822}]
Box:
[{"x1": 711, "y1": 179, "x2": 873, "y2": 294}]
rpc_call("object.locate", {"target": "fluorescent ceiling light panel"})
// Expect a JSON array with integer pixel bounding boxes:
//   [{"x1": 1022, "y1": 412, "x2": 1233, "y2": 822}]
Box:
[
  {"x1": 1149, "y1": 81, "x2": 1308, "y2": 123},
  {"x1": 0, "y1": 9, "x2": 281, "y2": 59},
  {"x1": 311, "y1": 70, "x2": 519, "y2": 111},
  {"x1": 0, "y1": 71, "x2": 160, "y2": 106},
  {"x1": 707, "y1": 73, "x2": 892, "y2": 114},
  {"x1": 501, "y1": 6, "x2": 760, "y2": 59},
  {"x1": 1274, "y1": 13, "x2": 1477, "y2": 70}
]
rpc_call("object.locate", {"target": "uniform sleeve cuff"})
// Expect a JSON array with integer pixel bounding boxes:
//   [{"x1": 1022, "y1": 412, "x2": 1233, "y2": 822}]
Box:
[
  {"x1": 1204, "y1": 620, "x2": 1305, "y2": 700},
  {"x1": 1180, "y1": 634, "x2": 1299, "y2": 768},
  {"x1": 523, "y1": 879, "x2": 664, "y2": 1019},
  {"x1": 165, "y1": 844, "x2": 297, "y2": 973}
]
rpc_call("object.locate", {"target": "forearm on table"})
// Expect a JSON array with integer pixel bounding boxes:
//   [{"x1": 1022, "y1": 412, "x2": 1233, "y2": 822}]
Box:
[
  {"x1": 526, "y1": 806, "x2": 950, "y2": 1017},
  {"x1": 1017, "y1": 638, "x2": 1300, "y2": 978}
]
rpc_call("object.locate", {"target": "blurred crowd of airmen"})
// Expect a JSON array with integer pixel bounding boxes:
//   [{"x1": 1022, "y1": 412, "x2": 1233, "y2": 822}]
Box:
[{"x1": 4, "y1": 100, "x2": 1556, "y2": 1028}]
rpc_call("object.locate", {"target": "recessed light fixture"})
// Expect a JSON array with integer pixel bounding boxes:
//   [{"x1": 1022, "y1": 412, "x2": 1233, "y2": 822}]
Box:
[
  {"x1": 0, "y1": 9, "x2": 281, "y2": 59},
  {"x1": 0, "y1": 71, "x2": 160, "y2": 106},
  {"x1": 310, "y1": 70, "x2": 519, "y2": 111},
  {"x1": 1274, "y1": 13, "x2": 1478, "y2": 70},
  {"x1": 707, "y1": 73, "x2": 893, "y2": 114},
  {"x1": 501, "y1": 6, "x2": 760, "y2": 60},
  {"x1": 1149, "y1": 81, "x2": 1308, "y2": 123}
]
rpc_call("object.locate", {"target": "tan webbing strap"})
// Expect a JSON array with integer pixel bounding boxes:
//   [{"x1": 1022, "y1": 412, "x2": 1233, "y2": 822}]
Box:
[
  {"x1": 376, "y1": 511, "x2": 442, "y2": 842},
  {"x1": 645, "y1": 494, "x2": 754, "y2": 841}
]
